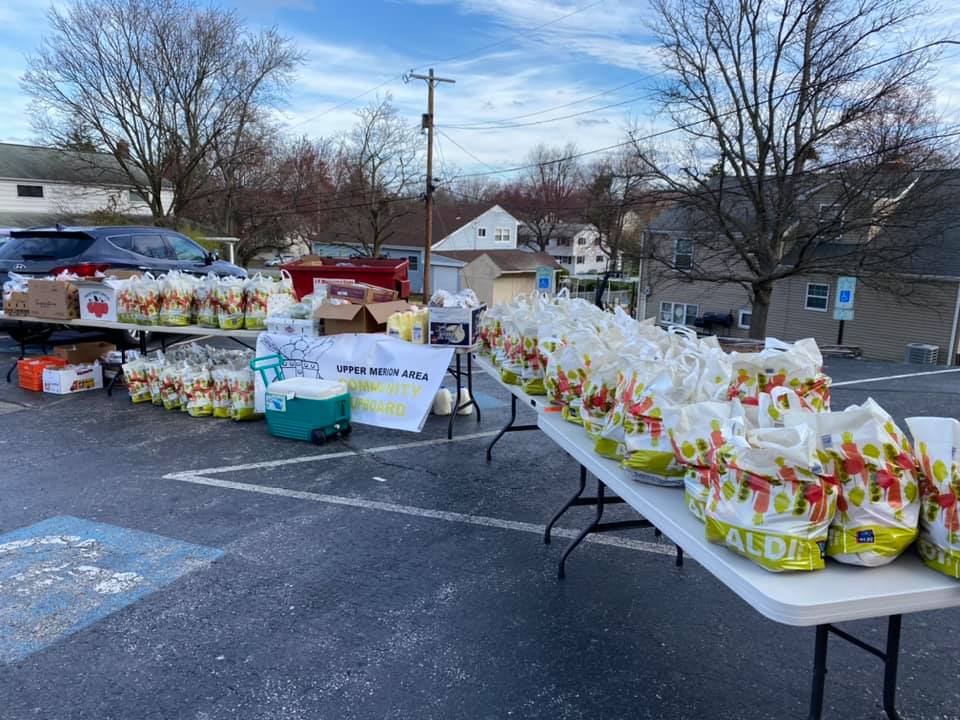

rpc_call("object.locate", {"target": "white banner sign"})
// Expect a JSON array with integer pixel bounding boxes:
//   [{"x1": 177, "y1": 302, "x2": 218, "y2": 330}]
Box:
[{"x1": 255, "y1": 333, "x2": 454, "y2": 432}]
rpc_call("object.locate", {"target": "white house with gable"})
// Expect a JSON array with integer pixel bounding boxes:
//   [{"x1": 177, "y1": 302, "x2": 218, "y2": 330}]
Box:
[{"x1": 431, "y1": 204, "x2": 519, "y2": 252}]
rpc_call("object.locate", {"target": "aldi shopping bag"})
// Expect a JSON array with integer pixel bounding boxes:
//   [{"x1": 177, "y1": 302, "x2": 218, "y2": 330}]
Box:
[
  {"x1": 158, "y1": 271, "x2": 195, "y2": 326},
  {"x1": 729, "y1": 338, "x2": 830, "y2": 411},
  {"x1": 113, "y1": 276, "x2": 139, "y2": 324},
  {"x1": 620, "y1": 363, "x2": 691, "y2": 478},
  {"x1": 134, "y1": 273, "x2": 161, "y2": 326},
  {"x1": 906, "y1": 417, "x2": 960, "y2": 579},
  {"x1": 544, "y1": 330, "x2": 600, "y2": 425},
  {"x1": 669, "y1": 401, "x2": 746, "y2": 521},
  {"x1": 705, "y1": 424, "x2": 837, "y2": 572},
  {"x1": 216, "y1": 276, "x2": 245, "y2": 330},
  {"x1": 815, "y1": 400, "x2": 919, "y2": 567},
  {"x1": 195, "y1": 274, "x2": 219, "y2": 328}
]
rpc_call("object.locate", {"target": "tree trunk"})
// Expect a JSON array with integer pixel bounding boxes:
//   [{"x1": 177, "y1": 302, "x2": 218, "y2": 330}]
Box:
[{"x1": 748, "y1": 280, "x2": 774, "y2": 340}]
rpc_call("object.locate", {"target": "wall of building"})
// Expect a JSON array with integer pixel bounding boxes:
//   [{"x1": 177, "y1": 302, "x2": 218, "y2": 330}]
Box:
[
  {"x1": 433, "y1": 206, "x2": 518, "y2": 252},
  {"x1": 0, "y1": 178, "x2": 173, "y2": 217}
]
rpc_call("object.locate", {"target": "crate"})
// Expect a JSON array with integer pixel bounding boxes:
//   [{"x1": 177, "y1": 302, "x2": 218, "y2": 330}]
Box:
[
  {"x1": 282, "y1": 256, "x2": 410, "y2": 300},
  {"x1": 18, "y1": 356, "x2": 68, "y2": 392},
  {"x1": 905, "y1": 343, "x2": 939, "y2": 365}
]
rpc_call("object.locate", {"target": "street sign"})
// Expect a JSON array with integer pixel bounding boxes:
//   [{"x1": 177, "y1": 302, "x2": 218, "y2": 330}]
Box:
[
  {"x1": 833, "y1": 308, "x2": 855, "y2": 321},
  {"x1": 835, "y1": 276, "x2": 856, "y2": 309},
  {"x1": 536, "y1": 266, "x2": 554, "y2": 294}
]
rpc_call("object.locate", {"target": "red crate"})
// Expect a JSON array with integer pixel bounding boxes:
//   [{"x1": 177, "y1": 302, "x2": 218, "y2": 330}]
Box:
[
  {"x1": 18, "y1": 356, "x2": 68, "y2": 392},
  {"x1": 282, "y1": 257, "x2": 411, "y2": 300}
]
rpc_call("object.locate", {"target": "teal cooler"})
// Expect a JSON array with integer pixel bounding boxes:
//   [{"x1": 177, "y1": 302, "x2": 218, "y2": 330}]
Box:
[{"x1": 250, "y1": 355, "x2": 352, "y2": 444}]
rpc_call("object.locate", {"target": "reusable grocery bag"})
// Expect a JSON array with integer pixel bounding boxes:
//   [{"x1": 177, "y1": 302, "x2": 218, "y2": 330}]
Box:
[
  {"x1": 544, "y1": 329, "x2": 599, "y2": 419},
  {"x1": 579, "y1": 356, "x2": 622, "y2": 439},
  {"x1": 195, "y1": 274, "x2": 219, "y2": 328},
  {"x1": 159, "y1": 365, "x2": 182, "y2": 410},
  {"x1": 729, "y1": 338, "x2": 831, "y2": 410},
  {"x1": 814, "y1": 400, "x2": 919, "y2": 567},
  {"x1": 705, "y1": 424, "x2": 837, "y2": 572},
  {"x1": 134, "y1": 273, "x2": 161, "y2": 325},
  {"x1": 905, "y1": 417, "x2": 960, "y2": 579},
  {"x1": 159, "y1": 271, "x2": 195, "y2": 326},
  {"x1": 122, "y1": 358, "x2": 152, "y2": 403},
  {"x1": 669, "y1": 401, "x2": 746, "y2": 521},
  {"x1": 211, "y1": 367, "x2": 232, "y2": 418},
  {"x1": 216, "y1": 276, "x2": 246, "y2": 330},
  {"x1": 227, "y1": 367, "x2": 258, "y2": 420},
  {"x1": 113, "y1": 276, "x2": 139, "y2": 324}
]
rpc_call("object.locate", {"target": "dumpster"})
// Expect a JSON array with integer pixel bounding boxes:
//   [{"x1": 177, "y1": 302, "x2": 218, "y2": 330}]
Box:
[{"x1": 283, "y1": 256, "x2": 411, "y2": 300}]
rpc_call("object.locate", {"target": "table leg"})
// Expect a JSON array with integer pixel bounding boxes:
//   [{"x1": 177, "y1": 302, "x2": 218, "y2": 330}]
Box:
[
  {"x1": 559, "y1": 479, "x2": 606, "y2": 579},
  {"x1": 467, "y1": 353, "x2": 480, "y2": 424},
  {"x1": 807, "y1": 624, "x2": 829, "y2": 720},
  {"x1": 883, "y1": 615, "x2": 903, "y2": 720},
  {"x1": 7, "y1": 323, "x2": 30, "y2": 383},
  {"x1": 544, "y1": 465, "x2": 587, "y2": 544},
  {"x1": 447, "y1": 352, "x2": 462, "y2": 440}
]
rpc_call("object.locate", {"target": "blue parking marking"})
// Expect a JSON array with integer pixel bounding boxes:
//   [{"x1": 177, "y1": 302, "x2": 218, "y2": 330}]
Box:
[{"x1": 0, "y1": 516, "x2": 222, "y2": 664}]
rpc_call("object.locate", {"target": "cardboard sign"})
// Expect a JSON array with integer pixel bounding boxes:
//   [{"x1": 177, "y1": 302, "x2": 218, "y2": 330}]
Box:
[{"x1": 255, "y1": 333, "x2": 454, "y2": 431}]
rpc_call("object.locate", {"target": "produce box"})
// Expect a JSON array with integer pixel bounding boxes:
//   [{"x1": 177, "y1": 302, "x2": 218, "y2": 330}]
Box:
[
  {"x1": 54, "y1": 341, "x2": 117, "y2": 365},
  {"x1": 27, "y1": 279, "x2": 79, "y2": 320},
  {"x1": 266, "y1": 317, "x2": 323, "y2": 337},
  {"x1": 42, "y1": 363, "x2": 103, "y2": 394},
  {"x1": 320, "y1": 279, "x2": 398, "y2": 305},
  {"x1": 75, "y1": 276, "x2": 136, "y2": 322},
  {"x1": 429, "y1": 305, "x2": 486, "y2": 347},
  {"x1": 314, "y1": 300, "x2": 410, "y2": 335},
  {"x1": 4, "y1": 290, "x2": 30, "y2": 317}
]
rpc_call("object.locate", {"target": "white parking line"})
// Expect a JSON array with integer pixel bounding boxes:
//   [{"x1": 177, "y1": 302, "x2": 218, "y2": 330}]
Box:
[
  {"x1": 164, "y1": 431, "x2": 500, "y2": 477},
  {"x1": 832, "y1": 367, "x2": 960, "y2": 387},
  {"x1": 161, "y1": 472, "x2": 676, "y2": 557}
]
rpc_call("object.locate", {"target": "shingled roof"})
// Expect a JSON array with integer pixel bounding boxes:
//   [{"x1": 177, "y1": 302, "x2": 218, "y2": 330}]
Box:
[{"x1": 0, "y1": 142, "x2": 164, "y2": 188}]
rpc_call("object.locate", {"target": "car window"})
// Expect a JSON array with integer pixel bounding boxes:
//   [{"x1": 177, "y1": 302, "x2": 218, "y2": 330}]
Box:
[
  {"x1": 107, "y1": 235, "x2": 132, "y2": 251},
  {"x1": 130, "y1": 234, "x2": 171, "y2": 259},
  {"x1": 165, "y1": 234, "x2": 207, "y2": 262},
  {"x1": 0, "y1": 233, "x2": 95, "y2": 260}
]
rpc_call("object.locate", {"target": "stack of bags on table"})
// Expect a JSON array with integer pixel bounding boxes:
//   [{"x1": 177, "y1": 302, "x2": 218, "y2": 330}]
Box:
[
  {"x1": 479, "y1": 292, "x2": 960, "y2": 580},
  {"x1": 122, "y1": 343, "x2": 259, "y2": 420},
  {"x1": 115, "y1": 270, "x2": 296, "y2": 330}
]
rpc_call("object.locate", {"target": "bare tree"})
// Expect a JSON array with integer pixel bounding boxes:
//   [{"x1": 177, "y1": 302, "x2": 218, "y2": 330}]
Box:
[
  {"x1": 498, "y1": 143, "x2": 581, "y2": 251},
  {"x1": 580, "y1": 149, "x2": 649, "y2": 270},
  {"x1": 22, "y1": 0, "x2": 302, "y2": 225},
  {"x1": 327, "y1": 97, "x2": 423, "y2": 257},
  {"x1": 634, "y1": 0, "x2": 955, "y2": 338}
]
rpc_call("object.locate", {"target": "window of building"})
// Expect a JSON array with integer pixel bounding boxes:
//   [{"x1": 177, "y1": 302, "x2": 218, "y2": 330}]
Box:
[
  {"x1": 17, "y1": 184, "x2": 43, "y2": 198},
  {"x1": 738, "y1": 309, "x2": 752, "y2": 330},
  {"x1": 577, "y1": 236, "x2": 588, "y2": 246},
  {"x1": 476, "y1": 227, "x2": 487, "y2": 238},
  {"x1": 576, "y1": 255, "x2": 585, "y2": 263},
  {"x1": 494, "y1": 227, "x2": 511, "y2": 244},
  {"x1": 408, "y1": 254, "x2": 419, "y2": 271},
  {"x1": 659, "y1": 301, "x2": 698, "y2": 326},
  {"x1": 556, "y1": 255, "x2": 572, "y2": 264},
  {"x1": 818, "y1": 204, "x2": 845, "y2": 240},
  {"x1": 674, "y1": 237, "x2": 693, "y2": 270},
  {"x1": 805, "y1": 282, "x2": 830, "y2": 311},
  {"x1": 595, "y1": 255, "x2": 605, "y2": 263}
]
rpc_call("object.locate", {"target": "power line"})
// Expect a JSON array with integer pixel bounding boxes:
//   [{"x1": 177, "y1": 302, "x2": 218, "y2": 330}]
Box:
[
  {"x1": 440, "y1": 92, "x2": 651, "y2": 131},
  {"x1": 436, "y1": 129, "x2": 500, "y2": 173}
]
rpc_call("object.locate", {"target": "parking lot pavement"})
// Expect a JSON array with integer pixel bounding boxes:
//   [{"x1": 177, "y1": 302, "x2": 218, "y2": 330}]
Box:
[{"x1": 2, "y1": 336, "x2": 960, "y2": 719}]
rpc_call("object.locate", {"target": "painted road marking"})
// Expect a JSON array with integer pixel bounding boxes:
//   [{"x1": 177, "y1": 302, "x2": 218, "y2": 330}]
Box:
[
  {"x1": 161, "y1": 472, "x2": 676, "y2": 558},
  {"x1": 0, "y1": 516, "x2": 221, "y2": 664},
  {"x1": 164, "y1": 430, "x2": 500, "y2": 477},
  {"x1": 832, "y1": 367, "x2": 960, "y2": 387}
]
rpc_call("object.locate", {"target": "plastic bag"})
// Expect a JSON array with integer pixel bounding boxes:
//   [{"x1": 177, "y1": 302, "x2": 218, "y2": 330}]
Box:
[
  {"x1": 216, "y1": 276, "x2": 245, "y2": 330},
  {"x1": 211, "y1": 367, "x2": 232, "y2": 418},
  {"x1": 705, "y1": 424, "x2": 837, "y2": 572},
  {"x1": 195, "y1": 274, "x2": 219, "y2": 328},
  {"x1": 906, "y1": 417, "x2": 960, "y2": 579},
  {"x1": 122, "y1": 358, "x2": 152, "y2": 403},
  {"x1": 183, "y1": 366, "x2": 214, "y2": 417},
  {"x1": 243, "y1": 272, "x2": 294, "y2": 330},
  {"x1": 112, "y1": 276, "x2": 139, "y2": 324},
  {"x1": 159, "y1": 364, "x2": 181, "y2": 410},
  {"x1": 134, "y1": 273, "x2": 161, "y2": 326},
  {"x1": 159, "y1": 271, "x2": 195, "y2": 326},
  {"x1": 729, "y1": 338, "x2": 830, "y2": 410},
  {"x1": 227, "y1": 368, "x2": 257, "y2": 420},
  {"x1": 144, "y1": 357, "x2": 164, "y2": 405}
]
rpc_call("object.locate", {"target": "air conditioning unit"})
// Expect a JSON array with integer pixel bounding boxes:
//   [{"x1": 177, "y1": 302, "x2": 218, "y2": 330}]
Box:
[{"x1": 905, "y1": 343, "x2": 939, "y2": 365}]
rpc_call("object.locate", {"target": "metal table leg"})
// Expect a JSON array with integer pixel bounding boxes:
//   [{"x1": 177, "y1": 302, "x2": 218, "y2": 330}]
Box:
[
  {"x1": 486, "y1": 394, "x2": 538, "y2": 461},
  {"x1": 447, "y1": 352, "x2": 462, "y2": 440},
  {"x1": 544, "y1": 465, "x2": 587, "y2": 544}
]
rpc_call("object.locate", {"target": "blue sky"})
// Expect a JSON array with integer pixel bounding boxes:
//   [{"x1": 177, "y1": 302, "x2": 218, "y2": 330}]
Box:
[{"x1": 2, "y1": 0, "x2": 960, "y2": 179}]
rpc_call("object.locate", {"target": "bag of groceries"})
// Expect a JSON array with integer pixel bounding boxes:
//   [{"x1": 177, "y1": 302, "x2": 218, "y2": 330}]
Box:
[
  {"x1": 122, "y1": 358, "x2": 152, "y2": 403},
  {"x1": 729, "y1": 338, "x2": 830, "y2": 410},
  {"x1": 109, "y1": 276, "x2": 139, "y2": 324},
  {"x1": 195, "y1": 274, "x2": 219, "y2": 328},
  {"x1": 804, "y1": 399, "x2": 920, "y2": 566},
  {"x1": 244, "y1": 271, "x2": 295, "y2": 330},
  {"x1": 134, "y1": 273, "x2": 161, "y2": 326},
  {"x1": 144, "y1": 356, "x2": 164, "y2": 405},
  {"x1": 579, "y1": 355, "x2": 622, "y2": 439},
  {"x1": 544, "y1": 329, "x2": 599, "y2": 424},
  {"x1": 216, "y1": 276, "x2": 245, "y2": 330},
  {"x1": 227, "y1": 367, "x2": 257, "y2": 420},
  {"x1": 906, "y1": 417, "x2": 960, "y2": 579},
  {"x1": 211, "y1": 367, "x2": 232, "y2": 418},
  {"x1": 182, "y1": 365, "x2": 214, "y2": 417},
  {"x1": 159, "y1": 364, "x2": 181, "y2": 410},
  {"x1": 705, "y1": 424, "x2": 837, "y2": 572},
  {"x1": 158, "y1": 271, "x2": 195, "y2": 326},
  {"x1": 670, "y1": 400, "x2": 746, "y2": 521}
]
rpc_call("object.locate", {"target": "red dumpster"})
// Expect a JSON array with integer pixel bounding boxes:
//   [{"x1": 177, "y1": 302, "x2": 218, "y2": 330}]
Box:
[{"x1": 282, "y1": 256, "x2": 411, "y2": 300}]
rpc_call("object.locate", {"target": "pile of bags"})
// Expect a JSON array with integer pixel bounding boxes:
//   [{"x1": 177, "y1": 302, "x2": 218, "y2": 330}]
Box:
[
  {"x1": 480, "y1": 292, "x2": 960, "y2": 581},
  {"x1": 114, "y1": 271, "x2": 296, "y2": 330},
  {"x1": 122, "y1": 344, "x2": 258, "y2": 420}
]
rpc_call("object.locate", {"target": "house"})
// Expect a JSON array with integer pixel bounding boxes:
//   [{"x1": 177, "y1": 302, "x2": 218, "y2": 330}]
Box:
[
  {"x1": 435, "y1": 250, "x2": 561, "y2": 307},
  {"x1": 310, "y1": 203, "x2": 523, "y2": 294},
  {"x1": 639, "y1": 172, "x2": 960, "y2": 364},
  {"x1": 0, "y1": 142, "x2": 173, "y2": 227},
  {"x1": 520, "y1": 222, "x2": 609, "y2": 275}
]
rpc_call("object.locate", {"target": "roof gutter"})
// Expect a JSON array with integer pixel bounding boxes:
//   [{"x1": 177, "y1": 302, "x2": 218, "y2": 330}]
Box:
[{"x1": 949, "y1": 281, "x2": 960, "y2": 367}]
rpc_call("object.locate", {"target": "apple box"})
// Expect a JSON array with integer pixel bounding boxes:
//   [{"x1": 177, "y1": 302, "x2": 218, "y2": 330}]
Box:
[
  {"x1": 42, "y1": 363, "x2": 103, "y2": 395},
  {"x1": 76, "y1": 279, "x2": 118, "y2": 322}
]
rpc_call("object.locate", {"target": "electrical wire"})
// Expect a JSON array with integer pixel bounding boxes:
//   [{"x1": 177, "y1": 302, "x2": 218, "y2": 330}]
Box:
[{"x1": 440, "y1": 92, "x2": 651, "y2": 131}]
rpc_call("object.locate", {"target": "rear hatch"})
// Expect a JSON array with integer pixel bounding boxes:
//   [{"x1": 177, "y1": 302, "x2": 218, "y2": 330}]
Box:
[{"x1": 0, "y1": 231, "x2": 96, "y2": 309}]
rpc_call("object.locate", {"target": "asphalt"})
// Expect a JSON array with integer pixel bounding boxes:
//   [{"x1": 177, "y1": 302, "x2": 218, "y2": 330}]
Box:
[{"x1": 1, "y1": 330, "x2": 960, "y2": 720}]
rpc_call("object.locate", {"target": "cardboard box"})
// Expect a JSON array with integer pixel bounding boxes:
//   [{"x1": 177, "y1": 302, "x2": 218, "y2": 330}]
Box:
[
  {"x1": 315, "y1": 300, "x2": 410, "y2": 335},
  {"x1": 42, "y1": 363, "x2": 103, "y2": 394},
  {"x1": 266, "y1": 317, "x2": 323, "y2": 337},
  {"x1": 429, "y1": 305, "x2": 486, "y2": 347},
  {"x1": 54, "y1": 341, "x2": 117, "y2": 365},
  {"x1": 3, "y1": 290, "x2": 30, "y2": 317},
  {"x1": 321, "y1": 280, "x2": 398, "y2": 305},
  {"x1": 76, "y1": 279, "x2": 117, "y2": 322},
  {"x1": 27, "y1": 279, "x2": 79, "y2": 320}
]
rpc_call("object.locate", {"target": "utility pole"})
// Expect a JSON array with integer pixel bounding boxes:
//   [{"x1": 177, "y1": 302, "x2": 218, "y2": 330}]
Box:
[{"x1": 407, "y1": 68, "x2": 455, "y2": 301}]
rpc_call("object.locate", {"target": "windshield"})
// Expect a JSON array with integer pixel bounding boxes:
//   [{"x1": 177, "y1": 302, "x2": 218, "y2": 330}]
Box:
[{"x1": 0, "y1": 233, "x2": 95, "y2": 261}]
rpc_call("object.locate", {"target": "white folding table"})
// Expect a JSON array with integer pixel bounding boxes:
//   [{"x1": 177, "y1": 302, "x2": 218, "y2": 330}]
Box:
[{"x1": 538, "y1": 409, "x2": 960, "y2": 719}]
